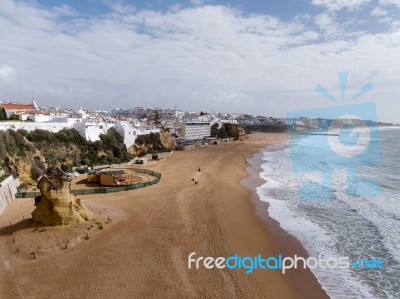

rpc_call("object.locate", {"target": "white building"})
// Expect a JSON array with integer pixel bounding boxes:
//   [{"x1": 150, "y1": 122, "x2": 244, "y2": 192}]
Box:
[
  {"x1": 159, "y1": 109, "x2": 176, "y2": 121},
  {"x1": 175, "y1": 110, "x2": 185, "y2": 120},
  {"x1": 28, "y1": 113, "x2": 52, "y2": 123},
  {"x1": 219, "y1": 119, "x2": 238, "y2": 124},
  {"x1": 0, "y1": 104, "x2": 163, "y2": 149},
  {"x1": 174, "y1": 121, "x2": 210, "y2": 140},
  {"x1": 115, "y1": 122, "x2": 162, "y2": 148},
  {"x1": 115, "y1": 121, "x2": 138, "y2": 148},
  {"x1": 50, "y1": 111, "x2": 69, "y2": 119},
  {"x1": 51, "y1": 117, "x2": 82, "y2": 126},
  {"x1": 0, "y1": 101, "x2": 39, "y2": 118},
  {"x1": 16, "y1": 112, "x2": 30, "y2": 121},
  {"x1": 73, "y1": 120, "x2": 114, "y2": 142},
  {"x1": 133, "y1": 107, "x2": 145, "y2": 117},
  {"x1": 137, "y1": 125, "x2": 161, "y2": 136},
  {"x1": 76, "y1": 107, "x2": 87, "y2": 119}
]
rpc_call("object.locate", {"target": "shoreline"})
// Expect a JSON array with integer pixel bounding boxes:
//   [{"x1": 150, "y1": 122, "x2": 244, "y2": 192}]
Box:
[
  {"x1": 241, "y1": 145, "x2": 329, "y2": 299},
  {"x1": 0, "y1": 133, "x2": 328, "y2": 298}
]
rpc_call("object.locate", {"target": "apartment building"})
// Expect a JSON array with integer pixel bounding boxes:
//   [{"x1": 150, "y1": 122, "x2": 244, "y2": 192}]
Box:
[{"x1": 174, "y1": 121, "x2": 211, "y2": 140}]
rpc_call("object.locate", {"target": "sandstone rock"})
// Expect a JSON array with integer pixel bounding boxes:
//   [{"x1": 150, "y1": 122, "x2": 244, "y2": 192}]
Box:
[{"x1": 32, "y1": 168, "x2": 93, "y2": 226}]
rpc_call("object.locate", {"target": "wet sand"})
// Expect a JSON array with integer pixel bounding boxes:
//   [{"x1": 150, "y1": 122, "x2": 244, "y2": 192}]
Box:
[{"x1": 0, "y1": 134, "x2": 328, "y2": 298}]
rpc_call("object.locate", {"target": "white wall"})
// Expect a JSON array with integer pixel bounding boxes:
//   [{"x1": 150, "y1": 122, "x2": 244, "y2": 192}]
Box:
[
  {"x1": 50, "y1": 112, "x2": 69, "y2": 119},
  {"x1": 0, "y1": 176, "x2": 20, "y2": 216},
  {"x1": 51, "y1": 117, "x2": 82, "y2": 126},
  {"x1": 138, "y1": 126, "x2": 161, "y2": 135},
  {"x1": 18, "y1": 114, "x2": 29, "y2": 121},
  {"x1": 28, "y1": 114, "x2": 52, "y2": 123},
  {"x1": 0, "y1": 121, "x2": 72, "y2": 132}
]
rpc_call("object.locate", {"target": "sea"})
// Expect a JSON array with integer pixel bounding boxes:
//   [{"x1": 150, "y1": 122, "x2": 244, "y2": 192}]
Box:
[{"x1": 256, "y1": 127, "x2": 400, "y2": 299}]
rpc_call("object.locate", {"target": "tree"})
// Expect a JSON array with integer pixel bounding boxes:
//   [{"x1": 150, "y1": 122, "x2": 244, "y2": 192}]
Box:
[
  {"x1": 98, "y1": 128, "x2": 132, "y2": 163},
  {"x1": 9, "y1": 114, "x2": 19, "y2": 121},
  {"x1": 0, "y1": 108, "x2": 7, "y2": 121},
  {"x1": 217, "y1": 126, "x2": 228, "y2": 138},
  {"x1": 154, "y1": 113, "x2": 160, "y2": 124},
  {"x1": 211, "y1": 123, "x2": 219, "y2": 137}
]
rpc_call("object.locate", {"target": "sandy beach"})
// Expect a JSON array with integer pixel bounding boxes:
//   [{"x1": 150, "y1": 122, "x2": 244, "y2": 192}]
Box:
[{"x1": 0, "y1": 134, "x2": 328, "y2": 299}]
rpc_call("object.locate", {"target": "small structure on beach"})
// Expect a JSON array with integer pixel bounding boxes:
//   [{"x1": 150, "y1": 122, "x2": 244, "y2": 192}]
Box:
[
  {"x1": 87, "y1": 169, "x2": 143, "y2": 186},
  {"x1": 32, "y1": 168, "x2": 93, "y2": 226},
  {"x1": 132, "y1": 157, "x2": 147, "y2": 164}
]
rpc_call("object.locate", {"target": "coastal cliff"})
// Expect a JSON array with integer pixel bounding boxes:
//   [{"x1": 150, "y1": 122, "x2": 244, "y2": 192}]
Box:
[
  {"x1": 128, "y1": 131, "x2": 173, "y2": 156},
  {"x1": 0, "y1": 128, "x2": 132, "y2": 186}
]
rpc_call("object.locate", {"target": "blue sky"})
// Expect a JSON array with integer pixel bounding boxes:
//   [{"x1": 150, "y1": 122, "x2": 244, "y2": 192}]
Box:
[
  {"x1": 37, "y1": 0, "x2": 395, "y2": 17},
  {"x1": 44, "y1": 0, "x2": 320, "y2": 15},
  {"x1": 39, "y1": 0, "x2": 398, "y2": 28},
  {"x1": 0, "y1": 0, "x2": 399, "y2": 122}
]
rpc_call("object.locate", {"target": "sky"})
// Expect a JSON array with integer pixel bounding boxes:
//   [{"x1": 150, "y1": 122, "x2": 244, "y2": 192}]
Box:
[{"x1": 0, "y1": 0, "x2": 399, "y2": 122}]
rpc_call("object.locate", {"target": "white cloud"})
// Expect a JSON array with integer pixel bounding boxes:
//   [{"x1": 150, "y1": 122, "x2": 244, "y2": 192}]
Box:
[
  {"x1": 310, "y1": 0, "x2": 371, "y2": 11},
  {"x1": 214, "y1": 90, "x2": 252, "y2": 105},
  {"x1": 389, "y1": 20, "x2": 400, "y2": 29},
  {"x1": 190, "y1": 0, "x2": 204, "y2": 5},
  {"x1": 168, "y1": 4, "x2": 182, "y2": 13},
  {"x1": 0, "y1": 0, "x2": 399, "y2": 121},
  {"x1": 51, "y1": 4, "x2": 77, "y2": 17},
  {"x1": 378, "y1": 17, "x2": 392, "y2": 23},
  {"x1": 0, "y1": 65, "x2": 17, "y2": 84},
  {"x1": 314, "y1": 13, "x2": 340, "y2": 37},
  {"x1": 105, "y1": 0, "x2": 135, "y2": 14},
  {"x1": 371, "y1": 7, "x2": 389, "y2": 16},
  {"x1": 379, "y1": 0, "x2": 400, "y2": 6}
]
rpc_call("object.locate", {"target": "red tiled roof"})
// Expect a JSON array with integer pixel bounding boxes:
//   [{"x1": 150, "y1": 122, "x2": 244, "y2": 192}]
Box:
[{"x1": 0, "y1": 103, "x2": 37, "y2": 110}]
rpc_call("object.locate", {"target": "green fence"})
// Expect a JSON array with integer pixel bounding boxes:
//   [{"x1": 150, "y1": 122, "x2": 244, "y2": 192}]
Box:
[{"x1": 16, "y1": 169, "x2": 161, "y2": 198}]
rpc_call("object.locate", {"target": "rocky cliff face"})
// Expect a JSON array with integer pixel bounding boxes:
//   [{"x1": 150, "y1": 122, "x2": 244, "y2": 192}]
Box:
[
  {"x1": 32, "y1": 168, "x2": 93, "y2": 226},
  {"x1": 128, "y1": 132, "x2": 174, "y2": 156},
  {"x1": 159, "y1": 132, "x2": 175, "y2": 150},
  {"x1": 237, "y1": 126, "x2": 248, "y2": 141},
  {"x1": 0, "y1": 128, "x2": 133, "y2": 186}
]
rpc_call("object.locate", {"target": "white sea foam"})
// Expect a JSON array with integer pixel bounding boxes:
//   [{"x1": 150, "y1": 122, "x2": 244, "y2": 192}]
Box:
[{"x1": 256, "y1": 139, "x2": 400, "y2": 298}]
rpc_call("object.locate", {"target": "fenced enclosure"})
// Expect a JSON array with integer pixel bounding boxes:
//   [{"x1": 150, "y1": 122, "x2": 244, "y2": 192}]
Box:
[{"x1": 16, "y1": 169, "x2": 161, "y2": 199}]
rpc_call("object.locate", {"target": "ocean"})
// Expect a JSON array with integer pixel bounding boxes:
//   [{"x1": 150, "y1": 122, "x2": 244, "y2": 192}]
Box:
[{"x1": 257, "y1": 127, "x2": 400, "y2": 299}]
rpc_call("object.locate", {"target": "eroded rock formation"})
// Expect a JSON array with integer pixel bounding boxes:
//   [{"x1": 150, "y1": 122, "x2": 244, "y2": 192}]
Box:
[{"x1": 32, "y1": 168, "x2": 93, "y2": 225}]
